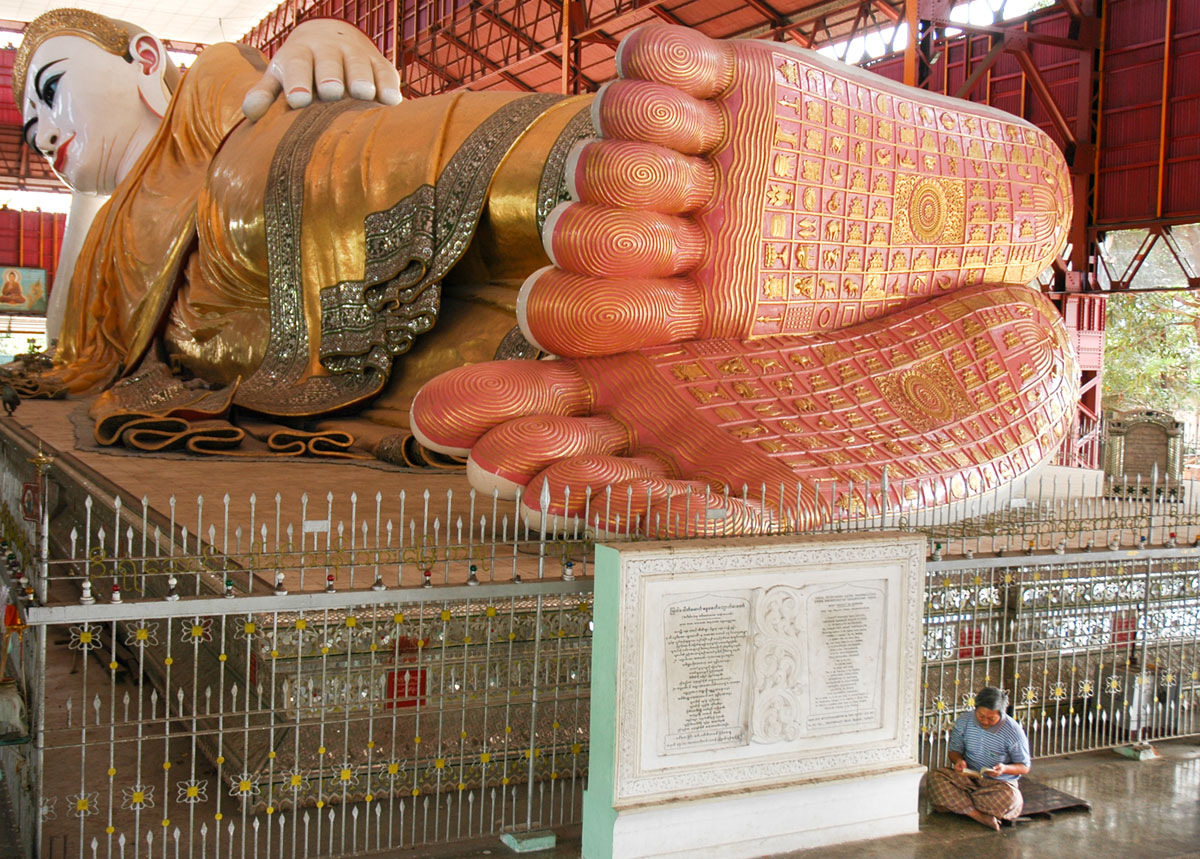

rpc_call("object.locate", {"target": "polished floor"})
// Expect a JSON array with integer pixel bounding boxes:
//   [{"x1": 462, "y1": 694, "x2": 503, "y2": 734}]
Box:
[{"x1": 433, "y1": 739, "x2": 1200, "y2": 859}]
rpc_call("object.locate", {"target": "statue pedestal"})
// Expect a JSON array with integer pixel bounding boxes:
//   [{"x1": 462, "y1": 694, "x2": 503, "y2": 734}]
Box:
[{"x1": 582, "y1": 533, "x2": 926, "y2": 859}]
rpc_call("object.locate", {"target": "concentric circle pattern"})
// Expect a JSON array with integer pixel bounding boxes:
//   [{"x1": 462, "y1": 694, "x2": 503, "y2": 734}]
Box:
[
  {"x1": 618, "y1": 24, "x2": 736, "y2": 98},
  {"x1": 548, "y1": 205, "x2": 703, "y2": 278},
  {"x1": 899, "y1": 370, "x2": 956, "y2": 423},
  {"x1": 521, "y1": 269, "x2": 703, "y2": 357},
  {"x1": 908, "y1": 180, "x2": 949, "y2": 243},
  {"x1": 470, "y1": 415, "x2": 629, "y2": 484},
  {"x1": 597, "y1": 80, "x2": 724, "y2": 155},
  {"x1": 573, "y1": 140, "x2": 714, "y2": 213},
  {"x1": 410, "y1": 361, "x2": 591, "y2": 452}
]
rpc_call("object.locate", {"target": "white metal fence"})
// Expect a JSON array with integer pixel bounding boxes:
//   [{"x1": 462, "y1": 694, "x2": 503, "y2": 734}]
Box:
[
  {"x1": 921, "y1": 550, "x2": 1200, "y2": 768},
  {"x1": 1, "y1": 425, "x2": 1199, "y2": 857},
  {"x1": 26, "y1": 588, "x2": 591, "y2": 859}
]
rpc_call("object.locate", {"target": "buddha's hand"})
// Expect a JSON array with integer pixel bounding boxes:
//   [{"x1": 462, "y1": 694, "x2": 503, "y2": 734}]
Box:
[
  {"x1": 519, "y1": 24, "x2": 1070, "y2": 358},
  {"x1": 242, "y1": 18, "x2": 401, "y2": 121}
]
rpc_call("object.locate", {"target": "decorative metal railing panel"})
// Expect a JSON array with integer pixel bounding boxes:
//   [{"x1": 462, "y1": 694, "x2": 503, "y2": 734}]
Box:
[
  {"x1": 28, "y1": 589, "x2": 591, "y2": 859},
  {"x1": 920, "y1": 553, "x2": 1200, "y2": 769},
  {"x1": 1, "y1": 422, "x2": 1199, "y2": 857}
]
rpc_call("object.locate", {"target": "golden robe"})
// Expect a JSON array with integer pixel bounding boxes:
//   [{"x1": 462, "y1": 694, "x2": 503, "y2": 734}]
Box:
[{"x1": 50, "y1": 42, "x2": 591, "y2": 457}]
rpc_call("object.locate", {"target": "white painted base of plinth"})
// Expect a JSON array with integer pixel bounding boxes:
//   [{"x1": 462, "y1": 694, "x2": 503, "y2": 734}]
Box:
[
  {"x1": 582, "y1": 534, "x2": 927, "y2": 859},
  {"x1": 594, "y1": 765, "x2": 924, "y2": 859}
]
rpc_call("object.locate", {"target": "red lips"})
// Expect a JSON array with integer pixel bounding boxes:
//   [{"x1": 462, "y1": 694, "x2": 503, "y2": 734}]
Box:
[{"x1": 53, "y1": 135, "x2": 73, "y2": 173}]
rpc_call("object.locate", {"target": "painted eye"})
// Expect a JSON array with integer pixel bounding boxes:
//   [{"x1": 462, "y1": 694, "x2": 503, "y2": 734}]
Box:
[
  {"x1": 39, "y1": 73, "x2": 62, "y2": 107},
  {"x1": 22, "y1": 119, "x2": 36, "y2": 149}
]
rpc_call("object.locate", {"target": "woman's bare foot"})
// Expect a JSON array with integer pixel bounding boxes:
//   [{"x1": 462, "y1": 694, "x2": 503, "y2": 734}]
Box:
[
  {"x1": 966, "y1": 808, "x2": 1002, "y2": 831},
  {"x1": 520, "y1": 23, "x2": 1071, "y2": 357}
]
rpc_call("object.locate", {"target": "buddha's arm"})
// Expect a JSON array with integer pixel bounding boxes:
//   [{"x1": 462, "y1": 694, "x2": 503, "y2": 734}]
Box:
[{"x1": 45, "y1": 191, "x2": 110, "y2": 345}]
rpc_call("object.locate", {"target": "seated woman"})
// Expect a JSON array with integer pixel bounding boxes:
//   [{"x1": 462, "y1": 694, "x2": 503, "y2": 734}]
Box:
[{"x1": 927, "y1": 686, "x2": 1032, "y2": 830}]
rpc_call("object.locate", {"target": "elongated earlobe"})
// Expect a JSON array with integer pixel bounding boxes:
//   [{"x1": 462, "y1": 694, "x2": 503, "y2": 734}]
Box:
[
  {"x1": 129, "y1": 33, "x2": 171, "y2": 118},
  {"x1": 131, "y1": 33, "x2": 162, "y2": 75}
]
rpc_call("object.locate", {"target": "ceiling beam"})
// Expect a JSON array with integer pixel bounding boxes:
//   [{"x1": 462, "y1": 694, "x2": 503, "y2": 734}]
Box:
[
  {"x1": 467, "y1": 2, "x2": 601, "y2": 92},
  {"x1": 439, "y1": 29, "x2": 536, "y2": 91}
]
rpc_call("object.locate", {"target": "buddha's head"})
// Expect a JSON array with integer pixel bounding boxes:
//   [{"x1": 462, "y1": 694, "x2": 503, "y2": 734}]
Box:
[{"x1": 14, "y1": 8, "x2": 181, "y2": 195}]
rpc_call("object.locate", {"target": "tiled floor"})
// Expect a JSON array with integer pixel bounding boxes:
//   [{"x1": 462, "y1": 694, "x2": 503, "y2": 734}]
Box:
[{"x1": 434, "y1": 740, "x2": 1200, "y2": 859}]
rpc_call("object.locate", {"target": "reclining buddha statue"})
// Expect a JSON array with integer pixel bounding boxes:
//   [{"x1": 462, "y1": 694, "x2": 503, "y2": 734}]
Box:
[{"x1": 16, "y1": 8, "x2": 1078, "y2": 532}]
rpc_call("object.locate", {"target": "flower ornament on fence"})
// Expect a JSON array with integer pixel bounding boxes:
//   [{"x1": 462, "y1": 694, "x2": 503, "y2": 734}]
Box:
[
  {"x1": 182, "y1": 616, "x2": 214, "y2": 644},
  {"x1": 120, "y1": 783, "x2": 155, "y2": 811},
  {"x1": 282, "y1": 769, "x2": 311, "y2": 794},
  {"x1": 230, "y1": 772, "x2": 260, "y2": 799},
  {"x1": 67, "y1": 791, "x2": 99, "y2": 818},
  {"x1": 176, "y1": 779, "x2": 207, "y2": 804},
  {"x1": 334, "y1": 760, "x2": 360, "y2": 791},
  {"x1": 68, "y1": 624, "x2": 99, "y2": 651},
  {"x1": 125, "y1": 621, "x2": 159, "y2": 648},
  {"x1": 381, "y1": 760, "x2": 406, "y2": 783}
]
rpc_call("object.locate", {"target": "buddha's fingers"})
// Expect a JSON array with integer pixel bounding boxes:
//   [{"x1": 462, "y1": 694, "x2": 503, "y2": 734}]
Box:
[
  {"x1": 517, "y1": 268, "x2": 703, "y2": 356},
  {"x1": 409, "y1": 361, "x2": 592, "y2": 457}
]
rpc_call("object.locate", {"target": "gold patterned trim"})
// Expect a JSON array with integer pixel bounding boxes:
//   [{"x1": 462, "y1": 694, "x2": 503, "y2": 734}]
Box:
[
  {"x1": 239, "y1": 93, "x2": 564, "y2": 417},
  {"x1": 374, "y1": 433, "x2": 467, "y2": 469},
  {"x1": 316, "y1": 94, "x2": 564, "y2": 379},
  {"x1": 318, "y1": 185, "x2": 439, "y2": 375},
  {"x1": 493, "y1": 326, "x2": 544, "y2": 361},
  {"x1": 536, "y1": 104, "x2": 595, "y2": 235},
  {"x1": 236, "y1": 100, "x2": 386, "y2": 416},
  {"x1": 14, "y1": 8, "x2": 132, "y2": 105}
]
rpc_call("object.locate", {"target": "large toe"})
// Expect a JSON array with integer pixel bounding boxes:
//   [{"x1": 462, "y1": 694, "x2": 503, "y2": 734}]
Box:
[
  {"x1": 410, "y1": 360, "x2": 591, "y2": 456},
  {"x1": 517, "y1": 267, "x2": 703, "y2": 357},
  {"x1": 615, "y1": 24, "x2": 736, "y2": 99},
  {"x1": 466, "y1": 415, "x2": 631, "y2": 498}
]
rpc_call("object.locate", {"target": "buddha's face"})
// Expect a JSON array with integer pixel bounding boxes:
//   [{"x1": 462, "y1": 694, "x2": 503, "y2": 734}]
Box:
[{"x1": 22, "y1": 34, "x2": 168, "y2": 196}]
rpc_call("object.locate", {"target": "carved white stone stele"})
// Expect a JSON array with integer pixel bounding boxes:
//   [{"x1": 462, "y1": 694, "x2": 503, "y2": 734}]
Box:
[{"x1": 583, "y1": 532, "x2": 926, "y2": 859}]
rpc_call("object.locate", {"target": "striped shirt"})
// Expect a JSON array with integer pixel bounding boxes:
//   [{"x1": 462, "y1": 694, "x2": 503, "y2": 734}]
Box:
[{"x1": 949, "y1": 711, "x2": 1031, "y2": 782}]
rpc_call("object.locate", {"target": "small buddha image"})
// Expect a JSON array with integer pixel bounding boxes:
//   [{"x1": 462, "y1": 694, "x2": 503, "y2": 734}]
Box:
[{"x1": 0, "y1": 269, "x2": 25, "y2": 305}]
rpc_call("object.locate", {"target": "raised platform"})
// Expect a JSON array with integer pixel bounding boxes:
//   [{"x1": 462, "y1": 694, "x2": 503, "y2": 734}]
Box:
[{"x1": 3, "y1": 398, "x2": 521, "y2": 593}]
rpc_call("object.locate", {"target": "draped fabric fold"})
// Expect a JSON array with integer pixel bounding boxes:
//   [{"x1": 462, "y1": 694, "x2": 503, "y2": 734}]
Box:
[{"x1": 22, "y1": 39, "x2": 594, "y2": 462}]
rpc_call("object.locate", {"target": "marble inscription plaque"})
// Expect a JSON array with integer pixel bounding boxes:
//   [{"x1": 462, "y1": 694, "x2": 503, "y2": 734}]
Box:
[
  {"x1": 609, "y1": 534, "x2": 925, "y2": 806},
  {"x1": 805, "y1": 583, "x2": 886, "y2": 734},
  {"x1": 662, "y1": 593, "x2": 751, "y2": 754}
]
